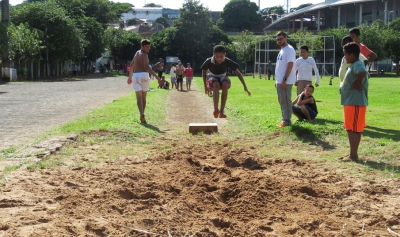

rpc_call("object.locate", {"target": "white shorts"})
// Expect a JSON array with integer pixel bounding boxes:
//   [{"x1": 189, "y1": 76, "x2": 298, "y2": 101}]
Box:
[{"x1": 133, "y1": 72, "x2": 150, "y2": 92}]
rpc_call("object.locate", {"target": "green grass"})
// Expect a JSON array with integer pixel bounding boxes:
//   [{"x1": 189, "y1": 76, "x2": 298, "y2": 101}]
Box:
[
  {"x1": 3, "y1": 75, "x2": 399, "y2": 178},
  {"x1": 194, "y1": 76, "x2": 400, "y2": 177},
  {"x1": 49, "y1": 80, "x2": 168, "y2": 137}
]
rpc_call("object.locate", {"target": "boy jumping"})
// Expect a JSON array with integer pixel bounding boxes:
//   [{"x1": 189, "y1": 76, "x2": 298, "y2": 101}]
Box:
[{"x1": 201, "y1": 45, "x2": 251, "y2": 118}]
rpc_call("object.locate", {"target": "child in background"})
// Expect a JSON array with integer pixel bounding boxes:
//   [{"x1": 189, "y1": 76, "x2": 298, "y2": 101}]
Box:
[
  {"x1": 201, "y1": 45, "x2": 251, "y2": 118},
  {"x1": 341, "y1": 42, "x2": 369, "y2": 161},
  {"x1": 338, "y1": 36, "x2": 368, "y2": 91},
  {"x1": 294, "y1": 45, "x2": 320, "y2": 95},
  {"x1": 292, "y1": 84, "x2": 318, "y2": 122},
  {"x1": 170, "y1": 63, "x2": 177, "y2": 89}
]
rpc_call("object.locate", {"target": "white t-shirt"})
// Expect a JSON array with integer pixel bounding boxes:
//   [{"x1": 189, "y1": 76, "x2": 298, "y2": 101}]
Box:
[
  {"x1": 170, "y1": 66, "x2": 176, "y2": 78},
  {"x1": 275, "y1": 44, "x2": 296, "y2": 84},
  {"x1": 294, "y1": 57, "x2": 320, "y2": 84}
]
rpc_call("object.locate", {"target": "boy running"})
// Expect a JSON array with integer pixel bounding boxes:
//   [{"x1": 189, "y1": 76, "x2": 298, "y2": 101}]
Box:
[{"x1": 201, "y1": 45, "x2": 251, "y2": 118}]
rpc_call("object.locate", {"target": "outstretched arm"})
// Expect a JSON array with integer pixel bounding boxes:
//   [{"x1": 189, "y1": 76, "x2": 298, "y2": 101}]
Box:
[
  {"x1": 202, "y1": 70, "x2": 208, "y2": 94},
  {"x1": 234, "y1": 69, "x2": 251, "y2": 96}
]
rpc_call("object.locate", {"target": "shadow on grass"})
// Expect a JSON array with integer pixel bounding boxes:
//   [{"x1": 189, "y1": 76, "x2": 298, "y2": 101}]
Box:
[
  {"x1": 290, "y1": 122, "x2": 337, "y2": 150},
  {"x1": 312, "y1": 118, "x2": 400, "y2": 142},
  {"x1": 363, "y1": 125, "x2": 400, "y2": 142},
  {"x1": 356, "y1": 159, "x2": 400, "y2": 175},
  {"x1": 140, "y1": 123, "x2": 165, "y2": 134}
]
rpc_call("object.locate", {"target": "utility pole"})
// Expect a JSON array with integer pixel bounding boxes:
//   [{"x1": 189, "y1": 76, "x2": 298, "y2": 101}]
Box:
[
  {"x1": 45, "y1": 0, "x2": 49, "y2": 77},
  {"x1": 1, "y1": 0, "x2": 10, "y2": 81}
]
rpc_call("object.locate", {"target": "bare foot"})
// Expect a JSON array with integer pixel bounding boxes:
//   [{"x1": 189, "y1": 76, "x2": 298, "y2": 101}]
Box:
[
  {"x1": 213, "y1": 110, "x2": 219, "y2": 118},
  {"x1": 219, "y1": 113, "x2": 227, "y2": 118},
  {"x1": 140, "y1": 115, "x2": 147, "y2": 124}
]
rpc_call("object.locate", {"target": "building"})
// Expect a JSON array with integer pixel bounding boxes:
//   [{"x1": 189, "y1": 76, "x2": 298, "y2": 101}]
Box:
[
  {"x1": 264, "y1": 0, "x2": 399, "y2": 33},
  {"x1": 121, "y1": 7, "x2": 163, "y2": 23}
]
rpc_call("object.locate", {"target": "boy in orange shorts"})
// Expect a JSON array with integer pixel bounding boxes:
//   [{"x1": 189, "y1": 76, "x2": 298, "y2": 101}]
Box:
[{"x1": 341, "y1": 42, "x2": 369, "y2": 161}]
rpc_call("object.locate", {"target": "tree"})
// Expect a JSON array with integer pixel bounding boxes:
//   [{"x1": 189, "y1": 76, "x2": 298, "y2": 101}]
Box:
[
  {"x1": 155, "y1": 17, "x2": 169, "y2": 28},
  {"x1": 172, "y1": 0, "x2": 229, "y2": 67},
  {"x1": 11, "y1": 2, "x2": 87, "y2": 62},
  {"x1": 268, "y1": 5, "x2": 284, "y2": 15},
  {"x1": 232, "y1": 30, "x2": 254, "y2": 73},
  {"x1": 218, "y1": 0, "x2": 262, "y2": 32},
  {"x1": 318, "y1": 26, "x2": 349, "y2": 64},
  {"x1": 52, "y1": 0, "x2": 132, "y2": 28},
  {"x1": 358, "y1": 20, "x2": 387, "y2": 62},
  {"x1": 105, "y1": 28, "x2": 142, "y2": 62},
  {"x1": 290, "y1": 29, "x2": 323, "y2": 55},
  {"x1": 144, "y1": 3, "x2": 161, "y2": 7},
  {"x1": 127, "y1": 18, "x2": 137, "y2": 26}
]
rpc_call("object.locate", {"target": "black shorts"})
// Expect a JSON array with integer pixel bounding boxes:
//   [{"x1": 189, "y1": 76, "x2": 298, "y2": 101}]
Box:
[
  {"x1": 177, "y1": 75, "x2": 183, "y2": 83},
  {"x1": 158, "y1": 71, "x2": 163, "y2": 78}
]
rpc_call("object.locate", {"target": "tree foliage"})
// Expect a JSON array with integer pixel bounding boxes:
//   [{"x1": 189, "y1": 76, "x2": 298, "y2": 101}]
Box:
[
  {"x1": 8, "y1": 23, "x2": 43, "y2": 60},
  {"x1": 218, "y1": 0, "x2": 263, "y2": 32},
  {"x1": 268, "y1": 6, "x2": 284, "y2": 15},
  {"x1": 105, "y1": 28, "x2": 142, "y2": 62},
  {"x1": 11, "y1": 2, "x2": 87, "y2": 61},
  {"x1": 155, "y1": 17, "x2": 169, "y2": 28},
  {"x1": 232, "y1": 30, "x2": 254, "y2": 71},
  {"x1": 144, "y1": 3, "x2": 161, "y2": 7}
]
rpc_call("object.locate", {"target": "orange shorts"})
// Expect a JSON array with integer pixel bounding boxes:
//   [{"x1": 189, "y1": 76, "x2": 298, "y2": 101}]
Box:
[{"x1": 343, "y1": 105, "x2": 367, "y2": 132}]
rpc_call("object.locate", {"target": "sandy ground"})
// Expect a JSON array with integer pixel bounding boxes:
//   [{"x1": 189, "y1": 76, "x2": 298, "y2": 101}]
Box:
[{"x1": 1, "y1": 81, "x2": 400, "y2": 236}]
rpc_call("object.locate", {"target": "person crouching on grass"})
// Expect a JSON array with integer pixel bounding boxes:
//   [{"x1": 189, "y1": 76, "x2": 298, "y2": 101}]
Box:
[
  {"x1": 292, "y1": 84, "x2": 318, "y2": 122},
  {"x1": 341, "y1": 42, "x2": 369, "y2": 161},
  {"x1": 201, "y1": 45, "x2": 251, "y2": 118}
]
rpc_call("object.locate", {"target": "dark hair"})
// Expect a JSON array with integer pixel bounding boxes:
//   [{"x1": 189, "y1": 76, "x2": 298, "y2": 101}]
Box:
[
  {"x1": 213, "y1": 45, "x2": 226, "y2": 53},
  {"x1": 141, "y1": 39, "x2": 150, "y2": 46},
  {"x1": 343, "y1": 42, "x2": 360, "y2": 58},
  {"x1": 341, "y1": 36, "x2": 353, "y2": 46},
  {"x1": 300, "y1": 45, "x2": 309, "y2": 52},
  {"x1": 349, "y1": 28, "x2": 361, "y2": 36},
  {"x1": 275, "y1": 31, "x2": 287, "y2": 38},
  {"x1": 305, "y1": 84, "x2": 314, "y2": 91}
]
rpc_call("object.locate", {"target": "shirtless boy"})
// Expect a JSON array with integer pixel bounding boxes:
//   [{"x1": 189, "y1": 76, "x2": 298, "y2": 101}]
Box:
[{"x1": 127, "y1": 39, "x2": 160, "y2": 124}]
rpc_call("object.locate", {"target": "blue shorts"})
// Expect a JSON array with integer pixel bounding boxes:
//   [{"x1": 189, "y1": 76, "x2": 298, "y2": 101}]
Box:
[{"x1": 292, "y1": 105, "x2": 317, "y2": 120}]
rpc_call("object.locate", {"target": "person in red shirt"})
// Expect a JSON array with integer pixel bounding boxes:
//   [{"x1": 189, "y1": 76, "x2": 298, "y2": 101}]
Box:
[
  {"x1": 349, "y1": 28, "x2": 377, "y2": 63},
  {"x1": 184, "y1": 63, "x2": 194, "y2": 91}
]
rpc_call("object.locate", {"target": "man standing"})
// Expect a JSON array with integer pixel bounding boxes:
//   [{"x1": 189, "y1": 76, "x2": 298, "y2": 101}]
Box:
[
  {"x1": 275, "y1": 31, "x2": 296, "y2": 128},
  {"x1": 349, "y1": 28, "x2": 377, "y2": 63},
  {"x1": 153, "y1": 58, "x2": 164, "y2": 79},
  {"x1": 184, "y1": 63, "x2": 194, "y2": 91},
  {"x1": 175, "y1": 60, "x2": 185, "y2": 91},
  {"x1": 127, "y1": 39, "x2": 160, "y2": 124}
]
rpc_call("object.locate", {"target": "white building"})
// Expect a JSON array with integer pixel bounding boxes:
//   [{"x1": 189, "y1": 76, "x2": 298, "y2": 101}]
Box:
[{"x1": 121, "y1": 7, "x2": 163, "y2": 23}]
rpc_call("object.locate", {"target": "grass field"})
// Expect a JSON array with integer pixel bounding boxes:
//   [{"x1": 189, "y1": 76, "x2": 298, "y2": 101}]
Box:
[
  {"x1": 1, "y1": 76, "x2": 399, "y2": 178},
  {"x1": 194, "y1": 76, "x2": 400, "y2": 176}
]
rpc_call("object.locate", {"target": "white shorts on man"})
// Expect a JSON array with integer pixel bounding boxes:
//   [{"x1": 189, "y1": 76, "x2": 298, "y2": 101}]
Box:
[{"x1": 133, "y1": 72, "x2": 150, "y2": 92}]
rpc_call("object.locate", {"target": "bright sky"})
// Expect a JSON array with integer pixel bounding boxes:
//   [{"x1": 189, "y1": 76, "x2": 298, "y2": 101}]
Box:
[{"x1": 9, "y1": 0, "x2": 323, "y2": 11}]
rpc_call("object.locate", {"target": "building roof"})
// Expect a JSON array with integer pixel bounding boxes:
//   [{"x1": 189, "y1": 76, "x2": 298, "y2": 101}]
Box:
[
  {"x1": 264, "y1": 0, "x2": 378, "y2": 30},
  {"x1": 132, "y1": 7, "x2": 163, "y2": 10}
]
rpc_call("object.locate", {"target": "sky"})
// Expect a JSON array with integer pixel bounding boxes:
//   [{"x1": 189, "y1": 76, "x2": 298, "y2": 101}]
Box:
[{"x1": 9, "y1": 0, "x2": 323, "y2": 11}]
